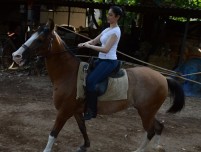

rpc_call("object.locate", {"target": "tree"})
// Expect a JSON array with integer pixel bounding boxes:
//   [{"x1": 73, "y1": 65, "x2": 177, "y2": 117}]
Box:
[{"x1": 89, "y1": 0, "x2": 201, "y2": 8}]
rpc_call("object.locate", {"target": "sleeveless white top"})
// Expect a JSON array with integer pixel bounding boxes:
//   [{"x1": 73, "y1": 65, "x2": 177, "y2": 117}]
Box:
[{"x1": 98, "y1": 26, "x2": 121, "y2": 60}]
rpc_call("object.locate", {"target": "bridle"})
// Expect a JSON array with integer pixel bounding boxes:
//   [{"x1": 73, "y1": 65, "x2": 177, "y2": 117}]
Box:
[
  {"x1": 21, "y1": 44, "x2": 30, "y2": 51},
  {"x1": 22, "y1": 30, "x2": 79, "y2": 59}
]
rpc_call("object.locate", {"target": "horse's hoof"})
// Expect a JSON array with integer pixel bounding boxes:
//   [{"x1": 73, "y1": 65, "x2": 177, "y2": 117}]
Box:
[
  {"x1": 76, "y1": 146, "x2": 87, "y2": 152},
  {"x1": 155, "y1": 145, "x2": 165, "y2": 152}
]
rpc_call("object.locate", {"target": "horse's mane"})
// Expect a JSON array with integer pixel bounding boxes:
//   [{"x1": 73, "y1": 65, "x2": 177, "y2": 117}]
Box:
[{"x1": 53, "y1": 30, "x2": 80, "y2": 62}]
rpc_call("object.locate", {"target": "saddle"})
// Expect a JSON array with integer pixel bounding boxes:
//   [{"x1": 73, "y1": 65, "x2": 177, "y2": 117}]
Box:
[
  {"x1": 76, "y1": 61, "x2": 128, "y2": 101},
  {"x1": 83, "y1": 57, "x2": 125, "y2": 96}
]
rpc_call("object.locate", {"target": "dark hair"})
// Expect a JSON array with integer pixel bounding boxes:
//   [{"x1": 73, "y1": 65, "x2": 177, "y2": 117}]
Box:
[{"x1": 110, "y1": 6, "x2": 124, "y2": 18}]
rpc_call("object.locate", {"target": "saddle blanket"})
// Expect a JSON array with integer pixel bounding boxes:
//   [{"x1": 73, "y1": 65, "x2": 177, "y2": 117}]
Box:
[{"x1": 76, "y1": 62, "x2": 128, "y2": 101}]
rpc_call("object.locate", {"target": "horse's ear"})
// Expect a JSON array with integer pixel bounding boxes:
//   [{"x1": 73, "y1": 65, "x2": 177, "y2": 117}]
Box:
[{"x1": 46, "y1": 18, "x2": 55, "y2": 32}]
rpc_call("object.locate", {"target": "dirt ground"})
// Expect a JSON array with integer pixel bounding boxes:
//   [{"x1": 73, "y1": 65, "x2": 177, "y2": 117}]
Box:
[{"x1": 0, "y1": 70, "x2": 201, "y2": 152}]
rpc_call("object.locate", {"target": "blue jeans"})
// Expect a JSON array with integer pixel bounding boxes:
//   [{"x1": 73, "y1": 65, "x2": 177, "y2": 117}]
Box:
[{"x1": 86, "y1": 59, "x2": 118, "y2": 92}]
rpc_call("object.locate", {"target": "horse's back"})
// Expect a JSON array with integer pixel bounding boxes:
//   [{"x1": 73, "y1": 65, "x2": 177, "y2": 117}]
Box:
[
  {"x1": 126, "y1": 66, "x2": 168, "y2": 107},
  {"x1": 126, "y1": 66, "x2": 167, "y2": 84}
]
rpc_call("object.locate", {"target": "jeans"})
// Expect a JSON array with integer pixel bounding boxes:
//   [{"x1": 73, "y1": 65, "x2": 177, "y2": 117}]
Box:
[{"x1": 86, "y1": 59, "x2": 118, "y2": 92}]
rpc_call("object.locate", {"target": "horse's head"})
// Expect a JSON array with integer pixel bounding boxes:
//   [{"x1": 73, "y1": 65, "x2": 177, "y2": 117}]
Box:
[{"x1": 12, "y1": 19, "x2": 55, "y2": 66}]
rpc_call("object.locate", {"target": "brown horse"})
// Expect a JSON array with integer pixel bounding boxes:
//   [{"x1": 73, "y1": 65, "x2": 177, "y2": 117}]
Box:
[{"x1": 12, "y1": 19, "x2": 185, "y2": 152}]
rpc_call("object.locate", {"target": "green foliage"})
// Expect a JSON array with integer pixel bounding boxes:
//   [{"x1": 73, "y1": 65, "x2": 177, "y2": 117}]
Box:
[
  {"x1": 91, "y1": 0, "x2": 137, "y2": 5},
  {"x1": 172, "y1": 0, "x2": 201, "y2": 8},
  {"x1": 90, "y1": 0, "x2": 201, "y2": 9},
  {"x1": 89, "y1": 0, "x2": 201, "y2": 29},
  {"x1": 116, "y1": 0, "x2": 136, "y2": 5},
  {"x1": 169, "y1": 16, "x2": 201, "y2": 22},
  {"x1": 119, "y1": 12, "x2": 136, "y2": 33}
]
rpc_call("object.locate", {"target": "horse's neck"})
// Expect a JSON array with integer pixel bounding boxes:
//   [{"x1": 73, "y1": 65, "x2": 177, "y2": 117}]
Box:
[{"x1": 45, "y1": 48, "x2": 79, "y2": 84}]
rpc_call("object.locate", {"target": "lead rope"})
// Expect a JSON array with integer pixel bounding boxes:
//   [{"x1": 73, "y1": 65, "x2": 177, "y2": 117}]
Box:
[{"x1": 56, "y1": 25, "x2": 201, "y2": 85}]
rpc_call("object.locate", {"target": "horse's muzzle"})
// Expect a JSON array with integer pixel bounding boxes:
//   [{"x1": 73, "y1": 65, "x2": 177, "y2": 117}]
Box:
[{"x1": 12, "y1": 53, "x2": 25, "y2": 66}]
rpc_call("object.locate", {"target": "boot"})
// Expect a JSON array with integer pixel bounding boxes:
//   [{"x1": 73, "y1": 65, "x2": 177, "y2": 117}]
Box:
[{"x1": 84, "y1": 91, "x2": 97, "y2": 120}]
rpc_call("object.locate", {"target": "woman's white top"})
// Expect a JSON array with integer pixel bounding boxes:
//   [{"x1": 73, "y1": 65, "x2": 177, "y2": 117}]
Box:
[{"x1": 98, "y1": 26, "x2": 121, "y2": 60}]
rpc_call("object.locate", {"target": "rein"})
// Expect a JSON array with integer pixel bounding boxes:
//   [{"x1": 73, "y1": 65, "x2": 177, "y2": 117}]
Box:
[
  {"x1": 22, "y1": 32, "x2": 79, "y2": 58},
  {"x1": 45, "y1": 32, "x2": 79, "y2": 58},
  {"x1": 45, "y1": 46, "x2": 79, "y2": 57}
]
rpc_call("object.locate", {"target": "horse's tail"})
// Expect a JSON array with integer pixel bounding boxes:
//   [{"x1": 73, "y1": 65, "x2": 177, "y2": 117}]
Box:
[{"x1": 166, "y1": 77, "x2": 185, "y2": 113}]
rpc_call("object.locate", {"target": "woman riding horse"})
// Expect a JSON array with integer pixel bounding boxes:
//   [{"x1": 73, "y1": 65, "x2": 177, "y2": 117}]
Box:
[
  {"x1": 78, "y1": 6, "x2": 123, "y2": 120},
  {"x1": 12, "y1": 18, "x2": 185, "y2": 152}
]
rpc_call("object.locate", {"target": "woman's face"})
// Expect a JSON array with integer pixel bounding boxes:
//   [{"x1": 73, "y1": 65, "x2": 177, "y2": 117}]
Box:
[{"x1": 107, "y1": 9, "x2": 119, "y2": 24}]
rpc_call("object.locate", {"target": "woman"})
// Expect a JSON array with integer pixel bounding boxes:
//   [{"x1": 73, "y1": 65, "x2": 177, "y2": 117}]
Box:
[{"x1": 78, "y1": 6, "x2": 123, "y2": 120}]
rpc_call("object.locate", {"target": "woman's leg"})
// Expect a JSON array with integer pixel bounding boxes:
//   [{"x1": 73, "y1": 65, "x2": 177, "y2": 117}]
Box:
[
  {"x1": 84, "y1": 60, "x2": 118, "y2": 120},
  {"x1": 86, "y1": 60, "x2": 118, "y2": 92}
]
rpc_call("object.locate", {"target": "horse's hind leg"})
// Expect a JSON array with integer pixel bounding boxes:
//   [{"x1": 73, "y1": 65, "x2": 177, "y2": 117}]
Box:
[
  {"x1": 74, "y1": 113, "x2": 90, "y2": 152},
  {"x1": 133, "y1": 117, "x2": 164, "y2": 152},
  {"x1": 152, "y1": 119, "x2": 164, "y2": 151}
]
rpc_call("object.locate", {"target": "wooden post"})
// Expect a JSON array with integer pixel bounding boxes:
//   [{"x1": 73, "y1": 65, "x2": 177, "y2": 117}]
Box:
[
  {"x1": 68, "y1": 7, "x2": 71, "y2": 26},
  {"x1": 178, "y1": 16, "x2": 190, "y2": 66}
]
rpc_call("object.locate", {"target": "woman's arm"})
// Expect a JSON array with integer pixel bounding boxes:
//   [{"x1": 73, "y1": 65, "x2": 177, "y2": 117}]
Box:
[
  {"x1": 84, "y1": 33, "x2": 118, "y2": 53},
  {"x1": 78, "y1": 34, "x2": 102, "y2": 47}
]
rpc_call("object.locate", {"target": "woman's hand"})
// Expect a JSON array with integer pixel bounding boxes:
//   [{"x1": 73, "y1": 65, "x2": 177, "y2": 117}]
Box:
[
  {"x1": 83, "y1": 43, "x2": 91, "y2": 49},
  {"x1": 77, "y1": 43, "x2": 86, "y2": 47},
  {"x1": 78, "y1": 42, "x2": 91, "y2": 49}
]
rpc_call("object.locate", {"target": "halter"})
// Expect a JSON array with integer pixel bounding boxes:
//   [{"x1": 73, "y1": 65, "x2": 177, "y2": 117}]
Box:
[
  {"x1": 21, "y1": 31, "x2": 79, "y2": 59},
  {"x1": 21, "y1": 44, "x2": 31, "y2": 51}
]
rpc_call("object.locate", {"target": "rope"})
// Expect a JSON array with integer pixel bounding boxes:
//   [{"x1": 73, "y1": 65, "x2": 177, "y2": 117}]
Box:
[
  {"x1": 162, "y1": 72, "x2": 201, "y2": 85},
  {"x1": 76, "y1": 55, "x2": 201, "y2": 85},
  {"x1": 55, "y1": 25, "x2": 91, "y2": 40},
  {"x1": 117, "y1": 50, "x2": 180, "y2": 75},
  {"x1": 181, "y1": 72, "x2": 201, "y2": 77},
  {"x1": 56, "y1": 25, "x2": 201, "y2": 85}
]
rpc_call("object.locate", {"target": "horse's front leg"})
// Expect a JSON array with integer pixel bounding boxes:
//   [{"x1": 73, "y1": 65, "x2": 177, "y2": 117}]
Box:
[
  {"x1": 43, "y1": 109, "x2": 73, "y2": 152},
  {"x1": 74, "y1": 113, "x2": 90, "y2": 152}
]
